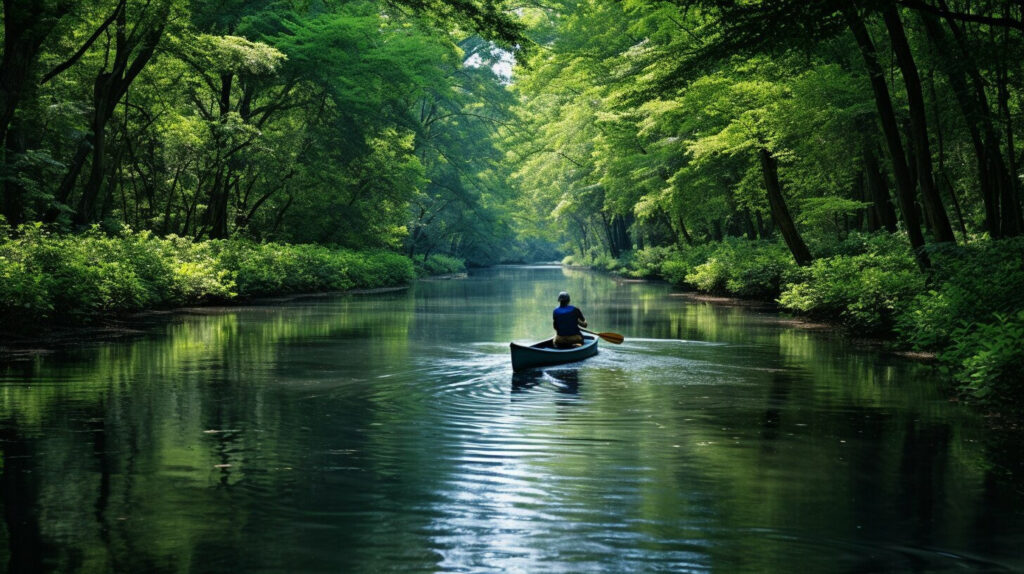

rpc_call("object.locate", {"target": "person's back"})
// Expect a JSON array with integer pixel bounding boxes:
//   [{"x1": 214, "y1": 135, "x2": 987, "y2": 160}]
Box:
[{"x1": 552, "y1": 291, "x2": 587, "y2": 348}]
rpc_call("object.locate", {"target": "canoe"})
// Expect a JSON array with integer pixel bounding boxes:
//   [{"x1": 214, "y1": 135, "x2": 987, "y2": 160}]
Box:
[{"x1": 509, "y1": 335, "x2": 598, "y2": 372}]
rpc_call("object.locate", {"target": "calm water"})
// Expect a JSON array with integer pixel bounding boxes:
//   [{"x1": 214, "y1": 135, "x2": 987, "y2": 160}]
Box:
[{"x1": 1, "y1": 266, "x2": 1022, "y2": 573}]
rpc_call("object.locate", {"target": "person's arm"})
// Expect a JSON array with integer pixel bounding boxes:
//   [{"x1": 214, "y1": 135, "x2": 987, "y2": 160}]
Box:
[{"x1": 576, "y1": 308, "x2": 587, "y2": 328}]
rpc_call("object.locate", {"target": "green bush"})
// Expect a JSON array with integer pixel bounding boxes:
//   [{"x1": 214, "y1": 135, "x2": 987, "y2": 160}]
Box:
[
  {"x1": 809, "y1": 230, "x2": 910, "y2": 259},
  {"x1": 686, "y1": 256, "x2": 730, "y2": 293},
  {"x1": 0, "y1": 227, "x2": 415, "y2": 330},
  {"x1": 561, "y1": 250, "x2": 628, "y2": 274},
  {"x1": 162, "y1": 235, "x2": 236, "y2": 303},
  {"x1": 414, "y1": 254, "x2": 466, "y2": 277},
  {"x1": 683, "y1": 240, "x2": 797, "y2": 299},
  {"x1": 939, "y1": 311, "x2": 1024, "y2": 405},
  {"x1": 778, "y1": 243, "x2": 923, "y2": 333},
  {"x1": 215, "y1": 241, "x2": 316, "y2": 295},
  {"x1": 338, "y1": 249, "x2": 415, "y2": 288},
  {"x1": 897, "y1": 237, "x2": 1024, "y2": 350},
  {"x1": 657, "y1": 243, "x2": 717, "y2": 287},
  {"x1": 625, "y1": 246, "x2": 678, "y2": 279}
]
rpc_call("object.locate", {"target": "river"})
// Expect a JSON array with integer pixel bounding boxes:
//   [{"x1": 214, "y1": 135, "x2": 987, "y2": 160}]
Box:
[{"x1": 1, "y1": 265, "x2": 1021, "y2": 573}]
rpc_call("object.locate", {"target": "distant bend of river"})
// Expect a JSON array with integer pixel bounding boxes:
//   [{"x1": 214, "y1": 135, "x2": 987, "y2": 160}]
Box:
[{"x1": 1, "y1": 265, "x2": 1022, "y2": 573}]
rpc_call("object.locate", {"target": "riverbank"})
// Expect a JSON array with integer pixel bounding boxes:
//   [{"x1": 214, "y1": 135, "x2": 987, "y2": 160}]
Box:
[
  {"x1": 566, "y1": 232, "x2": 1024, "y2": 408},
  {"x1": 0, "y1": 226, "x2": 465, "y2": 352}
]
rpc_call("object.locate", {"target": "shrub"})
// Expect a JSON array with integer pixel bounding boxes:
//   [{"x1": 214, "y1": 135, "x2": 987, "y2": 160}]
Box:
[
  {"x1": 414, "y1": 254, "x2": 466, "y2": 277},
  {"x1": 0, "y1": 255, "x2": 50, "y2": 326},
  {"x1": 560, "y1": 250, "x2": 628, "y2": 274},
  {"x1": 338, "y1": 249, "x2": 415, "y2": 288},
  {"x1": 939, "y1": 311, "x2": 1024, "y2": 405},
  {"x1": 683, "y1": 239, "x2": 797, "y2": 299},
  {"x1": 625, "y1": 246, "x2": 678, "y2": 279},
  {"x1": 658, "y1": 243, "x2": 717, "y2": 287},
  {"x1": 687, "y1": 256, "x2": 730, "y2": 293},
  {"x1": 778, "y1": 242, "x2": 923, "y2": 333},
  {"x1": 0, "y1": 227, "x2": 415, "y2": 330},
  {"x1": 163, "y1": 235, "x2": 236, "y2": 303},
  {"x1": 898, "y1": 237, "x2": 1024, "y2": 350},
  {"x1": 815, "y1": 230, "x2": 914, "y2": 259}
]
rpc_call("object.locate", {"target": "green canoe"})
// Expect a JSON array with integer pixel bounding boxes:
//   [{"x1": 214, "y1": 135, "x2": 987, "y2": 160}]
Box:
[{"x1": 509, "y1": 335, "x2": 599, "y2": 372}]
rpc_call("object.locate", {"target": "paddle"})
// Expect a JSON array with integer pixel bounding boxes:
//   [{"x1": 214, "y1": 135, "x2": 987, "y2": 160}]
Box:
[{"x1": 581, "y1": 327, "x2": 624, "y2": 345}]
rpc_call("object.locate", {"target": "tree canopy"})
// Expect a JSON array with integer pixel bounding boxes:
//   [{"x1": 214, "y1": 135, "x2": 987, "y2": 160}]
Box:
[
  {"x1": 2, "y1": 0, "x2": 1024, "y2": 265},
  {"x1": 0, "y1": 0, "x2": 525, "y2": 264},
  {"x1": 502, "y1": 0, "x2": 1024, "y2": 266}
]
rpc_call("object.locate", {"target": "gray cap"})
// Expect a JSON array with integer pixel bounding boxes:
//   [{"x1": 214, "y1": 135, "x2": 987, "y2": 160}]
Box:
[{"x1": 557, "y1": 291, "x2": 570, "y2": 303}]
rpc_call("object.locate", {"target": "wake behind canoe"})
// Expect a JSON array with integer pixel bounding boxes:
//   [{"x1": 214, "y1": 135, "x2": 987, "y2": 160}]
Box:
[{"x1": 509, "y1": 335, "x2": 599, "y2": 372}]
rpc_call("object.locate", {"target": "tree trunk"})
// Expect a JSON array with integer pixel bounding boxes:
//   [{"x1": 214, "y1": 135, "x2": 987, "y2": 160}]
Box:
[
  {"x1": 615, "y1": 214, "x2": 631, "y2": 253},
  {"x1": 940, "y1": 0, "x2": 1017, "y2": 238},
  {"x1": 0, "y1": 1, "x2": 66, "y2": 148},
  {"x1": 927, "y1": 65, "x2": 970, "y2": 243},
  {"x1": 882, "y1": 4, "x2": 955, "y2": 243},
  {"x1": 0, "y1": 1, "x2": 70, "y2": 223},
  {"x1": 995, "y1": 32, "x2": 1023, "y2": 236},
  {"x1": 73, "y1": 3, "x2": 167, "y2": 225},
  {"x1": 676, "y1": 214, "x2": 693, "y2": 246},
  {"x1": 205, "y1": 164, "x2": 230, "y2": 239},
  {"x1": 73, "y1": 73, "x2": 114, "y2": 224},
  {"x1": 756, "y1": 211, "x2": 771, "y2": 239},
  {"x1": 918, "y1": 9, "x2": 1002, "y2": 236},
  {"x1": 854, "y1": 167, "x2": 869, "y2": 231},
  {"x1": 741, "y1": 208, "x2": 758, "y2": 239},
  {"x1": 863, "y1": 144, "x2": 899, "y2": 232},
  {"x1": 844, "y1": 6, "x2": 929, "y2": 268},
  {"x1": 600, "y1": 212, "x2": 619, "y2": 258},
  {"x1": 758, "y1": 148, "x2": 812, "y2": 266},
  {"x1": 201, "y1": 74, "x2": 238, "y2": 239},
  {"x1": 2, "y1": 116, "x2": 27, "y2": 224}
]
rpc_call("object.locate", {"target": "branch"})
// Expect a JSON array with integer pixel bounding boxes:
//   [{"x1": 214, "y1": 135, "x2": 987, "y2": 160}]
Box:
[
  {"x1": 40, "y1": 0, "x2": 125, "y2": 85},
  {"x1": 899, "y1": 0, "x2": 1024, "y2": 32}
]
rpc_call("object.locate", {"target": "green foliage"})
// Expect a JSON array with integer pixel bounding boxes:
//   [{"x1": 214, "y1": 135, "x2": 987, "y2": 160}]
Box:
[
  {"x1": 812, "y1": 230, "x2": 912, "y2": 259},
  {"x1": 658, "y1": 244, "x2": 719, "y2": 286},
  {"x1": 778, "y1": 245, "x2": 924, "y2": 333},
  {"x1": 939, "y1": 311, "x2": 1024, "y2": 406},
  {"x1": 0, "y1": 225, "x2": 180, "y2": 326},
  {"x1": 797, "y1": 197, "x2": 871, "y2": 239},
  {"x1": 414, "y1": 254, "x2": 467, "y2": 277},
  {"x1": 338, "y1": 250, "x2": 417, "y2": 289},
  {"x1": 0, "y1": 227, "x2": 415, "y2": 330},
  {"x1": 686, "y1": 256, "x2": 730, "y2": 293},
  {"x1": 626, "y1": 246, "x2": 679, "y2": 279},
  {"x1": 897, "y1": 237, "x2": 1024, "y2": 350},
  {"x1": 563, "y1": 251, "x2": 628, "y2": 274},
  {"x1": 680, "y1": 240, "x2": 797, "y2": 299},
  {"x1": 161, "y1": 236, "x2": 237, "y2": 303},
  {"x1": 1, "y1": 0, "x2": 524, "y2": 267}
]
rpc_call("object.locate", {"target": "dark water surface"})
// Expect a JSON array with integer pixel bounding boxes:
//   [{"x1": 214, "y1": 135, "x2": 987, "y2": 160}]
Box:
[{"x1": 2, "y1": 266, "x2": 1022, "y2": 573}]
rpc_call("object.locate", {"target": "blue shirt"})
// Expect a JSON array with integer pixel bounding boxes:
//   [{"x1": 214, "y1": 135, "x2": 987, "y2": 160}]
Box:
[{"x1": 553, "y1": 305, "x2": 585, "y2": 336}]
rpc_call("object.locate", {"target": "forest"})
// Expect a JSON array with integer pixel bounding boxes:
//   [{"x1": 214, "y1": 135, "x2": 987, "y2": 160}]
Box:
[{"x1": 1, "y1": 0, "x2": 1023, "y2": 406}]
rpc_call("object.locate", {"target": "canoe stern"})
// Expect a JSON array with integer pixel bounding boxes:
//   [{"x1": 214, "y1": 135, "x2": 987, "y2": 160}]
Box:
[{"x1": 509, "y1": 335, "x2": 599, "y2": 372}]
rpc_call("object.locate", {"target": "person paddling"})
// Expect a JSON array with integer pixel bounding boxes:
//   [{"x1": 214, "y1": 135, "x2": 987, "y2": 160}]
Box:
[{"x1": 552, "y1": 291, "x2": 588, "y2": 348}]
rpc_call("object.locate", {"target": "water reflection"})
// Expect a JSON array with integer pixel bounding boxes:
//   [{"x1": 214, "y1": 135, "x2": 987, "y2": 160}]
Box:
[
  {"x1": 0, "y1": 266, "x2": 1022, "y2": 573},
  {"x1": 510, "y1": 368, "x2": 580, "y2": 394},
  {"x1": 510, "y1": 370, "x2": 543, "y2": 392},
  {"x1": 548, "y1": 368, "x2": 580, "y2": 394}
]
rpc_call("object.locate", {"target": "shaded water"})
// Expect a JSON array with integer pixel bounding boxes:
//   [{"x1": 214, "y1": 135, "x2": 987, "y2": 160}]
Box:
[{"x1": 1, "y1": 265, "x2": 1022, "y2": 573}]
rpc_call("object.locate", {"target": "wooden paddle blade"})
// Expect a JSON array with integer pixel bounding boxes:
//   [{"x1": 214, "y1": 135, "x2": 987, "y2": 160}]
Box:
[
  {"x1": 596, "y1": 332, "x2": 624, "y2": 344},
  {"x1": 581, "y1": 327, "x2": 624, "y2": 344}
]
